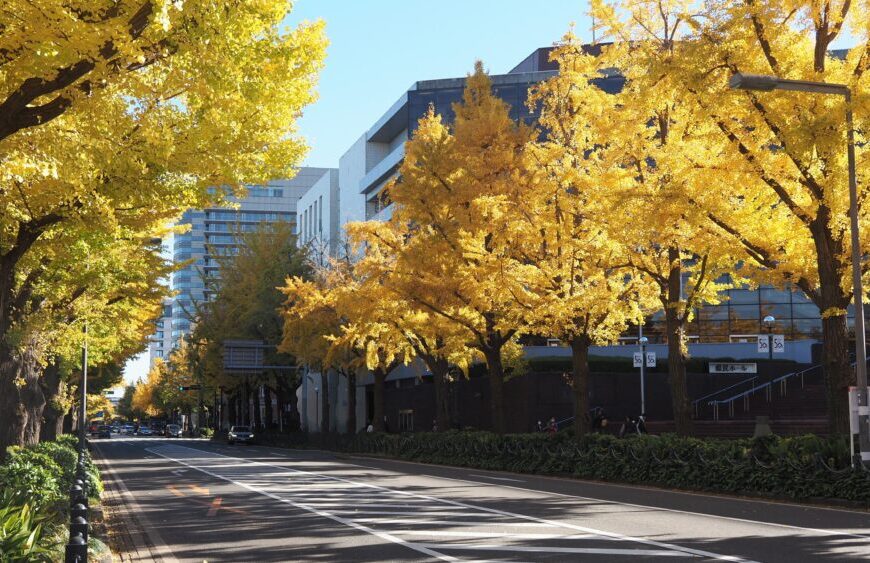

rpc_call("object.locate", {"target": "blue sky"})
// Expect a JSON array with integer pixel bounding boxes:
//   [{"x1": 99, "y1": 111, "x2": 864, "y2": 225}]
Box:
[{"x1": 289, "y1": 0, "x2": 593, "y2": 167}]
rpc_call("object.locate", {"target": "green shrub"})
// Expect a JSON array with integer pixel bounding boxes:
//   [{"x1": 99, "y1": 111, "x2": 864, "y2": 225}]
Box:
[
  {"x1": 344, "y1": 431, "x2": 869, "y2": 505},
  {"x1": 0, "y1": 492, "x2": 56, "y2": 562},
  {"x1": 30, "y1": 442, "x2": 77, "y2": 495},
  {"x1": 199, "y1": 427, "x2": 214, "y2": 438},
  {"x1": 29, "y1": 436, "x2": 102, "y2": 499},
  {"x1": 0, "y1": 449, "x2": 63, "y2": 510}
]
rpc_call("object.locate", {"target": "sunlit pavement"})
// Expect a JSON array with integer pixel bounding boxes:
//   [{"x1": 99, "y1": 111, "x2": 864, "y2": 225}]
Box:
[{"x1": 93, "y1": 437, "x2": 870, "y2": 562}]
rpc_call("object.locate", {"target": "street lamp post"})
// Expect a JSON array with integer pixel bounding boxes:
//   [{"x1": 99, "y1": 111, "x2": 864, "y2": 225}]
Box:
[
  {"x1": 78, "y1": 321, "x2": 88, "y2": 455},
  {"x1": 730, "y1": 73, "x2": 870, "y2": 465},
  {"x1": 639, "y1": 336, "x2": 648, "y2": 416},
  {"x1": 763, "y1": 315, "x2": 776, "y2": 361},
  {"x1": 306, "y1": 374, "x2": 320, "y2": 433}
]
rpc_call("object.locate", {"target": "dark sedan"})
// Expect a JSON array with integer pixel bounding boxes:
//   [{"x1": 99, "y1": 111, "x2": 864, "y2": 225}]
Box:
[
  {"x1": 227, "y1": 426, "x2": 254, "y2": 445},
  {"x1": 97, "y1": 425, "x2": 112, "y2": 438}
]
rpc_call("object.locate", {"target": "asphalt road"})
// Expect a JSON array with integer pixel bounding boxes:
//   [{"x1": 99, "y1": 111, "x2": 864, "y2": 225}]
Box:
[{"x1": 92, "y1": 437, "x2": 870, "y2": 562}]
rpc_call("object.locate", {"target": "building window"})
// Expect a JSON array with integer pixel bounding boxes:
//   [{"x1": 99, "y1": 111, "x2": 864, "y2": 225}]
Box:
[
  {"x1": 398, "y1": 409, "x2": 414, "y2": 432},
  {"x1": 319, "y1": 195, "x2": 323, "y2": 233}
]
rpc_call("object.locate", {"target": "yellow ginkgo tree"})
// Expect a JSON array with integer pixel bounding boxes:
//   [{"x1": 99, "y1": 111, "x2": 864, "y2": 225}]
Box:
[
  {"x1": 570, "y1": 8, "x2": 738, "y2": 435},
  {"x1": 518, "y1": 34, "x2": 659, "y2": 435},
  {"x1": 365, "y1": 64, "x2": 535, "y2": 434},
  {"x1": 347, "y1": 220, "x2": 479, "y2": 432},
  {"x1": 678, "y1": 0, "x2": 870, "y2": 434},
  {"x1": 0, "y1": 0, "x2": 325, "y2": 452}
]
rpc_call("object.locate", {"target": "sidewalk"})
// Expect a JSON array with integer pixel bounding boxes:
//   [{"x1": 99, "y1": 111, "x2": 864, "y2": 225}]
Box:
[{"x1": 93, "y1": 444, "x2": 176, "y2": 562}]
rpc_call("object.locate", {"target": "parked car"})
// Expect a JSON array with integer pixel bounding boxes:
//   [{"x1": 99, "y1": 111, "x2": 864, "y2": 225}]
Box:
[
  {"x1": 122, "y1": 424, "x2": 135, "y2": 435},
  {"x1": 111, "y1": 425, "x2": 121, "y2": 434},
  {"x1": 165, "y1": 424, "x2": 182, "y2": 438},
  {"x1": 138, "y1": 426, "x2": 153, "y2": 436},
  {"x1": 88, "y1": 423, "x2": 100, "y2": 436},
  {"x1": 97, "y1": 425, "x2": 112, "y2": 438},
  {"x1": 227, "y1": 426, "x2": 254, "y2": 445}
]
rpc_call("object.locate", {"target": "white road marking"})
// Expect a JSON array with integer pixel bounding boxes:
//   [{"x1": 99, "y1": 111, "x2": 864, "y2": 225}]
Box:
[
  {"x1": 351, "y1": 519, "x2": 556, "y2": 527},
  {"x1": 390, "y1": 530, "x2": 600, "y2": 540},
  {"x1": 350, "y1": 459, "x2": 870, "y2": 540},
  {"x1": 469, "y1": 474, "x2": 525, "y2": 482},
  {"x1": 416, "y1": 542, "x2": 695, "y2": 557},
  {"x1": 147, "y1": 445, "x2": 754, "y2": 562},
  {"x1": 147, "y1": 447, "x2": 458, "y2": 562},
  {"x1": 298, "y1": 503, "x2": 442, "y2": 509},
  {"x1": 329, "y1": 510, "x2": 491, "y2": 517}
]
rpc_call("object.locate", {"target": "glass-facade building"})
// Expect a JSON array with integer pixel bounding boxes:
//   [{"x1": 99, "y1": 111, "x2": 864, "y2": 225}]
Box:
[{"x1": 148, "y1": 170, "x2": 333, "y2": 365}]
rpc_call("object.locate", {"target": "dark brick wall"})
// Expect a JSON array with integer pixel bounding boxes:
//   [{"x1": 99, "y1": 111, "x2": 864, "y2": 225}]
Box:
[{"x1": 372, "y1": 362, "x2": 812, "y2": 434}]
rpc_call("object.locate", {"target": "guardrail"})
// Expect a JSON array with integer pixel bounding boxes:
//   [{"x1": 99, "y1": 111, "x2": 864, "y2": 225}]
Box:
[
  {"x1": 708, "y1": 364, "x2": 824, "y2": 420},
  {"x1": 691, "y1": 376, "x2": 758, "y2": 417}
]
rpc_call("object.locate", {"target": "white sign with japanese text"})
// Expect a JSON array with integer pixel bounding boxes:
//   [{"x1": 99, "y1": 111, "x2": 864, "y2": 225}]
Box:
[
  {"x1": 709, "y1": 362, "x2": 758, "y2": 374},
  {"x1": 772, "y1": 334, "x2": 785, "y2": 354}
]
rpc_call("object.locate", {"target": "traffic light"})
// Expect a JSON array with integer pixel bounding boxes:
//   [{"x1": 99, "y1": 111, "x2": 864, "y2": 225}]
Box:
[{"x1": 178, "y1": 385, "x2": 202, "y2": 391}]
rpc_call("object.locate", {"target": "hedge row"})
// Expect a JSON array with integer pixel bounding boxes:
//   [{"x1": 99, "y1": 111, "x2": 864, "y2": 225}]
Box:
[
  {"x1": 1, "y1": 435, "x2": 103, "y2": 561},
  {"x1": 342, "y1": 431, "x2": 870, "y2": 505}
]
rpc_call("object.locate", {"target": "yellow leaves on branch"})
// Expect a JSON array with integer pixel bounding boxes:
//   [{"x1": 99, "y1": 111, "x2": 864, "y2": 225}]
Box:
[{"x1": 0, "y1": 0, "x2": 326, "y2": 369}]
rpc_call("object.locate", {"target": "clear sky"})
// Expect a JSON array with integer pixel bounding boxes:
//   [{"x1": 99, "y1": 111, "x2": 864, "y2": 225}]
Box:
[
  {"x1": 122, "y1": 0, "x2": 592, "y2": 385},
  {"x1": 289, "y1": 0, "x2": 593, "y2": 167}
]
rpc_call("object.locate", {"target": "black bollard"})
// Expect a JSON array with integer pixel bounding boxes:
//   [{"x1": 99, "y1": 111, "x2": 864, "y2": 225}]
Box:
[
  {"x1": 70, "y1": 515, "x2": 88, "y2": 543},
  {"x1": 71, "y1": 502, "x2": 87, "y2": 520},
  {"x1": 64, "y1": 531, "x2": 87, "y2": 563},
  {"x1": 69, "y1": 484, "x2": 85, "y2": 505}
]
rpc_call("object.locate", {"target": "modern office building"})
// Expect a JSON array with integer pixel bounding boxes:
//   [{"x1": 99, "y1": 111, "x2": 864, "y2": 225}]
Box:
[
  {"x1": 148, "y1": 168, "x2": 335, "y2": 366},
  {"x1": 147, "y1": 299, "x2": 174, "y2": 365}
]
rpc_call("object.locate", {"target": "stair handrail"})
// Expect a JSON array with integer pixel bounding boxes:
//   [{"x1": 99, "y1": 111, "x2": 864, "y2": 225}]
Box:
[
  {"x1": 709, "y1": 363, "x2": 824, "y2": 407},
  {"x1": 692, "y1": 376, "x2": 758, "y2": 407}
]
